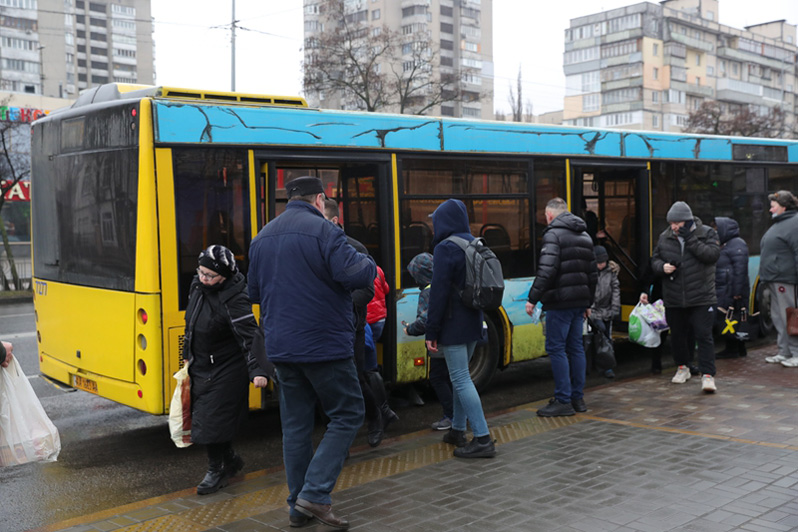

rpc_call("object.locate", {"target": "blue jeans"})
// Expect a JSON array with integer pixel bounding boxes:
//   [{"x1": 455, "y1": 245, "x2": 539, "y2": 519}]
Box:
[
  {"x1": 275, "y1": 359, "x2": 364, "y2": 510},
  {"x1": 441, "y1": 342, "x2": 489, "y2": 437},
  {"x1": 545, "y1": 308, "x2": 587, "y2": 404}
]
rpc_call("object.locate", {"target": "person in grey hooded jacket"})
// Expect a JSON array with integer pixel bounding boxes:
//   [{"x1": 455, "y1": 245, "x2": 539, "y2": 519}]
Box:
[{"x1": 759, "y1": 190, "x2": 798, "y2": 367}]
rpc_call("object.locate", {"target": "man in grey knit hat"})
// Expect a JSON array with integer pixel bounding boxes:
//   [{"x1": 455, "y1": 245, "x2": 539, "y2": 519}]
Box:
[{"x1": 651, "y1": 201, "x2": 720, "y2": 392}]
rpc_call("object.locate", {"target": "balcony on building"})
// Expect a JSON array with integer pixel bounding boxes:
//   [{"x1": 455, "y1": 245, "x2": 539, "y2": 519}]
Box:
[
  {"x1": 601, "y1": 51, "x2": 642, "y2": 69},
  {"x1": 716, "y1": 46, "x2": 795, "y2": 72},
  {"x1": 716, "y1": 78, "x2": 785, "y2": 105},
  {"x1": 670, "y1": 79, "x2": 714, "y2": 98}
]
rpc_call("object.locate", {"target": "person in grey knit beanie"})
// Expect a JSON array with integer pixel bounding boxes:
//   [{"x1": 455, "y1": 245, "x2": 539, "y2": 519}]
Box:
[{"x1": 666, "y1": 201, "x2": 693, "y2": 223}]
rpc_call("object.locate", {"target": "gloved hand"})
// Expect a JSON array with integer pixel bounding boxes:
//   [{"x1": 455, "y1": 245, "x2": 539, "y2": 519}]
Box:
[{"x1": 678, "y1": 224, "x2": 693, "y2": 239}]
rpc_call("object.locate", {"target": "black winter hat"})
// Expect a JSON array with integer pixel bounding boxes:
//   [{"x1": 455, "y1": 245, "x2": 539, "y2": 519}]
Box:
[
  {"x1": 198, "y1": 245, "x2": 237, "y2": 279},
  {"x1": 286, "y1": 176, "x2": 325, "y2": 199},
  {"x1": 594, "y1": 245, "x2": 608, "y2": 262}
]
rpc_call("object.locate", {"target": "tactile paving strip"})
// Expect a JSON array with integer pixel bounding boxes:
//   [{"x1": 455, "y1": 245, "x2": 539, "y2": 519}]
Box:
[{"x1": 107, "y1": 413, "x2": 582, "y2": 531}]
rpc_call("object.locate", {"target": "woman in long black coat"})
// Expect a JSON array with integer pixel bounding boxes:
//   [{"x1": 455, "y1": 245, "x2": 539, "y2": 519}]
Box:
[{"x1": 183, "y1": 245, "x2": 274, "y2": 495}]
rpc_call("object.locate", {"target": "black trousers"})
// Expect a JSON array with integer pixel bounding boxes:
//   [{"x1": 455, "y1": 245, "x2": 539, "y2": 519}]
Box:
[{"x1": 665, "y1": 305, "x2": 716, "y2": 376}]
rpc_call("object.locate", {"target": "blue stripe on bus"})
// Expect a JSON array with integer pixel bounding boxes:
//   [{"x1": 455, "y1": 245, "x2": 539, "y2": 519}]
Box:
[{"x1": 153, "y1": 102, "x2": 798, "y2": 162}]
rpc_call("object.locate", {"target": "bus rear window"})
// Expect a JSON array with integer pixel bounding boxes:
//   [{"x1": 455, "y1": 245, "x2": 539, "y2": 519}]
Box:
[{"x1": 32, "y1": 148, "x2": 139, "y2": 290}]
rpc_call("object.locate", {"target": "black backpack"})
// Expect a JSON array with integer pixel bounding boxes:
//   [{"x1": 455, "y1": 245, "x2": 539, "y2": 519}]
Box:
[{"x1": 445, "y1": 235, "x2": 505, "y2": 311}]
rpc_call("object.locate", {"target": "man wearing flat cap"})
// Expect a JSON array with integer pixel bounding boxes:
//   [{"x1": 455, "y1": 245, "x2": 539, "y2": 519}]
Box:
[
  {"x1": 248, "y1": 176, "x2": 376, "y2": 530},
  {"x1": 651, "y1": 201, "x2": 720, "y2": 392},
  {"x1": 760, "y1": 190, "x2": 798, "y2": 367}
]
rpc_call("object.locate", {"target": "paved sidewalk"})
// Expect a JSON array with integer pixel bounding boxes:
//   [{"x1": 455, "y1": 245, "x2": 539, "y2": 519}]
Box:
[{"x1": 36, "y1": 343, "x2": 798, "y2": 532}]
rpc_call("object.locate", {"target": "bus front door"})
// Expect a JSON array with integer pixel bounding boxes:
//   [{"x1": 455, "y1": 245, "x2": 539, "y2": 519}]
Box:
[{"x1": 572, "y1": 162, "x2": 651, "y2": 325}]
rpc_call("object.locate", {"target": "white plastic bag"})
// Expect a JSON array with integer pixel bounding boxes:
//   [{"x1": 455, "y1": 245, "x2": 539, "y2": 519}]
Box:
[
  {"x1": 0, "y1": 357, "x2": 61, "y2": 466},
  {"x1": 169, "y1": 364, "x2": 192, "y2": 448},
  {"x1": 629, "y1": 303, "x2": 662, "y2": 348}
]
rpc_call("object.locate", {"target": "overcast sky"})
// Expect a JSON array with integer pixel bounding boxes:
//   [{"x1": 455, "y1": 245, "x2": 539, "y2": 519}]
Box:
[{"x1": 150, "y1": 0, "x2": 797, "y2": 115}]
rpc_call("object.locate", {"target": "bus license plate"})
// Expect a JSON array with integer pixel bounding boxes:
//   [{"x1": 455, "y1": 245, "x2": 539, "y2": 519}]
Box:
[{"x1": 72, "y1": 375, "x2": 98, "y2": 394}]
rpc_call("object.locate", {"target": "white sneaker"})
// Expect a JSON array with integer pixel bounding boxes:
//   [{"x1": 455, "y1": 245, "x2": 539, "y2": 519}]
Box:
[
  {"x1": 671, "y1": 365, "x2": 691, "y2": 384},
  {"x1": 781, "y1": 357, "x2": 798, "y2": 367},
  {"x1": 701, "y1": 374, "x2": 717, "y2": 393},
  {"x1": 766, "y1": 354, "x2": 788, "y2": 364}
]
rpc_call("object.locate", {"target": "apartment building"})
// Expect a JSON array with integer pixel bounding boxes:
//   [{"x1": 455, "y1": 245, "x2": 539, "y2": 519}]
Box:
[
  {"x1": 303, "y1": 0, "x2": 494, "y2": 119},
  {"x1": 0, "y1": 0, "x2": 154, "y2": 98},
  {"x1": 563, "y1": 0, "x2": 797, "y2": 135}
]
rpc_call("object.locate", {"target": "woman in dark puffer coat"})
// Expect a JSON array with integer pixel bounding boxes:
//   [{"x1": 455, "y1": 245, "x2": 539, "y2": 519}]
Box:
[
  {"x1": 184, "y1": 245, "x2": 275, "y2": 495},
  {"x1": 714, "y1": 217, "x2": 749, "y2": 358}
]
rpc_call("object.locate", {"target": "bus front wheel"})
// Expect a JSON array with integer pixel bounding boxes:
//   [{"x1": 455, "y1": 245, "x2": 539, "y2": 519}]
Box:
[{"x1": 469, "y1": 316, "x2": 501, "y2": 393}]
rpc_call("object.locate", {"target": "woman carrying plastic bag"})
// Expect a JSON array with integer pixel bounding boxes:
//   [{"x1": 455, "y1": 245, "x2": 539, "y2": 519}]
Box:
[{"x1": 0, "y1": 341, "x2": 61, "y2": 466}]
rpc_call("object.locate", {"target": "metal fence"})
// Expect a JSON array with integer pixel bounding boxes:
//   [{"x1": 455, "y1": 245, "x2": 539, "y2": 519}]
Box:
[{"x1": 0, "y1": 242, "x2": 31, "y2": 291}]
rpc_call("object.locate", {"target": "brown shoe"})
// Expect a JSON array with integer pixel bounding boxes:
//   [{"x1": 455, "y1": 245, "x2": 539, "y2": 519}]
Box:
[{"x1": 295, "y1": 498, "x2": 349, "y2": 530}]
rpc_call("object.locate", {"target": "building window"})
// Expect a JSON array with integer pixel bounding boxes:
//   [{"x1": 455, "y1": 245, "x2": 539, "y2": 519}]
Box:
[
  {"x1": 707, "y1": 65, "x2": 714, "y2": 76},
  {"x1": 695, "y1": 76, "x2": 700, "y2": 86},
  {"x1": 440, "y1": 22, "x2": 453, "y2": 34},
  {"x1": 732, "y1": 62, "x2": 739, "y2": 75},
  {"x1": 461, "y1": 107, "x2": 481, "y2": 118},
  {"x1": 653, "y1": 43, "x2": 658, "y2": 56},
  {"x1": 441, "y1": 5, "x2": 453, "y2": 17},
  {"x1": 695, "y1": 54, "x2": 701, "y2": 66},
  {"x1": 372, "y1": 9, "x2": 379, "y2": 20},
  {"x1": 0, "y1": 0, "x2": 37, "y2": 8},
  {"x1": 463, "y1": 41, "x2": 478, "y2": 52},
  {"x1": 583, "y1": 93, "x2": 600, "y2": 112},
  {"x1": 441, "y1": 56, "x2": 453, "y2": 67},
  {"x1": 0, "y1": 15, "x2": 38, "y2": 31},
  {"x1": 652, "y1": 91, "x2": 659, "y2": 103},
  {"x1": 441, "y1": 39, "x2": 453, "y2": 51},
  {"x1": 653, "y1": 67, "x2": 658, "y2": 80},
  {"x1": 564, "y1": 46, "x2": 599, "y2": 65},
  {"x1": 652, "y1": 114, "x2": 659, "y2": 128},
  {"x1": 441, "y1": 106, "x2": 454, "y2": 117}
]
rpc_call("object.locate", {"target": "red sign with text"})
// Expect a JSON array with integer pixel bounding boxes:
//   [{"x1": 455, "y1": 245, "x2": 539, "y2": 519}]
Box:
[{"x1": 1, "y1": 180, "x2": 30, "y2": 201}]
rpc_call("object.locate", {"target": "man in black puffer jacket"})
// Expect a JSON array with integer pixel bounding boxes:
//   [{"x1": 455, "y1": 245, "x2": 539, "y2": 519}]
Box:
[
  {"x1": 526, "y1": 198, "x2": 597, "y2": 417},
  {"x1": 651, "y1": 201, "x2": 720, "y2": 393}
]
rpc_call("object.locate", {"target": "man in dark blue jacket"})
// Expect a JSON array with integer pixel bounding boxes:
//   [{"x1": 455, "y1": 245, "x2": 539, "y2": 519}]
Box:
[
  {"x1": 425, "y1": 199, "x2": 495, "y2": 458},
  {"x1": 526, "y1": 198, "x2": 597, "y2": 417},
  {"x1": 248, "y1": 176, "x2": 376, "y2": 530}
]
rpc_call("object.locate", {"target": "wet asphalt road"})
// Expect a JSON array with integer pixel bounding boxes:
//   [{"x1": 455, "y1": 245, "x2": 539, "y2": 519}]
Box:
[{"x1": 1, "y1": 299, "x2": 737, "y2": 532}]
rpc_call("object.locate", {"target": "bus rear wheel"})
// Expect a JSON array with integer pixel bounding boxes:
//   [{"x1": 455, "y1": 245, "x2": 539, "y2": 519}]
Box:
[{"x1": 469, "y1": 316, "x2": 500, "y2": 393}]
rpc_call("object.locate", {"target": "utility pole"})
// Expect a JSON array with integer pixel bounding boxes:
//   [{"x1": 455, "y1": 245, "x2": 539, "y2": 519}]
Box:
[{"x1": 231, "y1": 0, "x2": 236, "y2": 92}]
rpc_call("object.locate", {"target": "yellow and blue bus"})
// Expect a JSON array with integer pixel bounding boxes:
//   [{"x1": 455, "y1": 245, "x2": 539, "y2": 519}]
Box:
[{"x1": 31, "y1": 83, "x2": 798, "y2": 414}]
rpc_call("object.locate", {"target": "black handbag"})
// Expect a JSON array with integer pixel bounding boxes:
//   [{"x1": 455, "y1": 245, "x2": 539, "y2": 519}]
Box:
[
  {"x1": 720, "y1": 303, "x2": 751, "y2": 342},
  {"x1": 588, "y1": 317, "x2": 616, "y2": 369}
]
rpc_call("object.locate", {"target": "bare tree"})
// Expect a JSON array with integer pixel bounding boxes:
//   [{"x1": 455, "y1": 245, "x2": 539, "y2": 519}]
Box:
[
  {"x1": 684, "y1": 101, "x2": 787, "y2": 138},
  {"x1": 302, "y1": 0, "x2": 393, "y2": 112},
  {"x1": 302, "y1": 0, "x2": 482, "y2": 115},
  {"x1": 0, "y1": 115, "x2": 31, "y2": 291},
  {"x1": 507, "y1": 65, "x2": 523, "y2": 122}
]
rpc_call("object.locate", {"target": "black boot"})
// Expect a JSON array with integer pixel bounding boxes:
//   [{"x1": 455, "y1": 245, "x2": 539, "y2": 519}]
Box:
[
  {"x1": 367, "y1": 413, "x2": 383, "y2": 447},
  {"x1": 222, "y1": 444, "x2": 244, "y2": 480},
  {"x1": 366, "y1": 370, "x2": 399, "y2": 431},
  {"x1": 738, "y1": 341, "x2": 747, "y2": 358},
  {"x1": 197, "y1": 444, "x2": 227, "y2": 495}
]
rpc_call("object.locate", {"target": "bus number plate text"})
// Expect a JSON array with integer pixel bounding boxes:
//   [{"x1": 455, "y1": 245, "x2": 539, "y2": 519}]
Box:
[{"x1": 72, "y1": 375, "x2": 98, "y2": 394}]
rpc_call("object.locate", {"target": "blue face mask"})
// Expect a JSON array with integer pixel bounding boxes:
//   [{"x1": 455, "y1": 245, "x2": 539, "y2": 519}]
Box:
[{"x1": 772, "y1": 212, "x2": 780, "y2": 219}]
